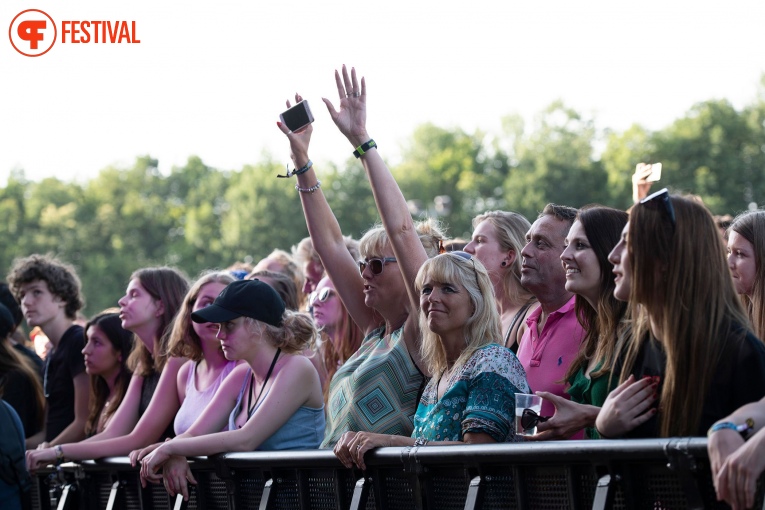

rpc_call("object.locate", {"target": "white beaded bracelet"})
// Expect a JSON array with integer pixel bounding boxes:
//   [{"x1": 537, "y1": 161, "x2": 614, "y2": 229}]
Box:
[{"x1": 296, "y1": 180, "x2": 322, "y2": 193}]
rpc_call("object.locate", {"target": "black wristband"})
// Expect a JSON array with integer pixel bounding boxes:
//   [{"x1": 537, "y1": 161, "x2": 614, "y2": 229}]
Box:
[{"x1": 353, "y1": 139, "x2": 377, "y2": 158}]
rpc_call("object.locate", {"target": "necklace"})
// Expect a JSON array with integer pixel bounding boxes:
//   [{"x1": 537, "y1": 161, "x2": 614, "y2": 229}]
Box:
[{"x1": 247, "y1": 348, "x2": 281, "y2": 417}]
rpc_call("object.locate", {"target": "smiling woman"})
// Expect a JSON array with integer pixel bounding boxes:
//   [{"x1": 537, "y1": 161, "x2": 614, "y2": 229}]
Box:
[{"x1": 727, "y1": 210, "x2": 765, "y2": 340}]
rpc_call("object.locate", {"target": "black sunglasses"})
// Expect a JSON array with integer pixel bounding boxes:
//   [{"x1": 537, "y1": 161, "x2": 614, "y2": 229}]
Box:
[
  {"x1": 309, "y1": 287, "x2": 335, "y2": 307},
  {"x1": 639, "y1": 188, "x2": 676, "y2": 227},
  {"x1": 521, "y1": 408, "x2": 551, "y2": 431},
  {"x1": 358, "y1": 257, "x2": 397, "y2": 276}
]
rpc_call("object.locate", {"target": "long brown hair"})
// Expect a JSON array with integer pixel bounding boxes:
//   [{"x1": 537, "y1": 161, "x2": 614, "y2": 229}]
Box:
[
  {"x1": 166, "y1": 271, "x2": 235, "y2": 361},
  {"x1": 84, "y1": 311, "x2": 133, "y2": 436},
  {"x1": 564, "y1": 206, "x2": 629, "y2": 382},
  {"x1": 622, "y1": 194, "x2": 748, "y2": 437},
  {"x1": 126, "y1": 267, "x2": 189, "y2": 377},
  {"x1": 728, "y1": 210, "x2": 765, "y2": 340}
]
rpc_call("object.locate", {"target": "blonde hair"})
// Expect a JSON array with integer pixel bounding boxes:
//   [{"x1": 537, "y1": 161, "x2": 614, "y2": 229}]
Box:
[
  {"x1": 245, "y1": 310, "x2": 316, "y2": 355},
  {"x1": 166, "y1": 271, "x2": 236, "y2": 361},
  {"x1": 415, "y1": 253, "x2": 501, "y2": 376},
  {"x1": 623, "y1": 195, "x2": 748, "y2": 437},
  {"x1": 359, "y1": 218, "x2": 446, "y2": 260},
  {"x1": 472, "y1": 211, "x2": 533, "y2": 304},
  {"x1": 728, "y1": 210, "x2": 765, "y2": 340}
]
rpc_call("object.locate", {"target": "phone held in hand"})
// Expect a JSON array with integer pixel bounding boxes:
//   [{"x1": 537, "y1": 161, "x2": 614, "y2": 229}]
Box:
[
  {"x1": 646, "y1": 163, "x2": 662, "y2": 182},
  {"x1": 280, "y1": 100, "x2": 314, "y2": 132}
]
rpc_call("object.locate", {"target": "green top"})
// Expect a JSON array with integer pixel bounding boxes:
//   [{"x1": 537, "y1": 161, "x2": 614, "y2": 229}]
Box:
[{"x1": 566, "y1": 361, "x2": 617, "y2": 439}]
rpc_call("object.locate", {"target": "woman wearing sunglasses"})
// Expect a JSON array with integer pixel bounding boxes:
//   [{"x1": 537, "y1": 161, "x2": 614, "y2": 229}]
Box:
[
  {"x1": 308, "y1": 67, "x2": 529, "y2": 467},
  {"x1": 310, "y1": 277, "x2": 363, "y2": 400},
  {"x1": 595, "y1": 190, "x2": 765, "y2": 439},
  {"x1": 336, "y1": 252, "x2": 530, "y2": 469},
  {"x1": 530, "y1": 206, "x2": 628, "y2": 440},
  {"x1": 726, "y1": 210, "x2": 765, "y2": 340},
  {"x1": 277, "y1": 74, "x2": 444, "y2": 449},
  {"x1": 464, "y1": 211, "x2": 538, "y2": 352}
]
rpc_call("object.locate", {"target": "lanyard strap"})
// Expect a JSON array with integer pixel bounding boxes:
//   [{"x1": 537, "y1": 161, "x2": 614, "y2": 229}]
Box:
[{"x1": 247, "y1": 348, "x2": 281, "y2": 417}]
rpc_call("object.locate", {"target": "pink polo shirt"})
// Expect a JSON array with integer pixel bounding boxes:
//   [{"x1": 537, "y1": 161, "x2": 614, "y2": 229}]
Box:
[{"x1": 517, "y1": 296, "x2": 585, "y2": 437}]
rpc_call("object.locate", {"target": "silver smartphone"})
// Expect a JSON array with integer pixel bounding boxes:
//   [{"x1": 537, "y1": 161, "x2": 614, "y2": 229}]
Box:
[
  {"x1": 280, "y1": 100, "x2": 314, "y2": 132},
  {"x1": 646, "y1": 163, "x2": 662, "y2": 182}
]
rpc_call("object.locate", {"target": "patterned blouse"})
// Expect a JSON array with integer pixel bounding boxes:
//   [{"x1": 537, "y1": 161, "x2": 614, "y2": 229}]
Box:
[
  {"x1": 412, "y1": 344, "x2": 530, "y2": 442},
  {"x1": 321, "y1": 325, "x2": 424, "y2": 448}
]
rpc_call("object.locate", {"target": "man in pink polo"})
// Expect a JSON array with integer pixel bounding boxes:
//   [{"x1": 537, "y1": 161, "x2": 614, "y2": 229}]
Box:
[{"x1": 516, "y1": 204, "x2": 585, "y2": 438}]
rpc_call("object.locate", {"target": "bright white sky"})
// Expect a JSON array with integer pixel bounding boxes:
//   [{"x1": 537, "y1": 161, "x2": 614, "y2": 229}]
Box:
[{"x1": 2, "y1": 0, "x2": 763, "y2": 184}]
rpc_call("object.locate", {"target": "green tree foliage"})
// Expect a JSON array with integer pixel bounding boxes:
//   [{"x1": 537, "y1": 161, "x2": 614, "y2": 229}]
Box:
[
  {"x1": 501, "y1": 101, "x2": 610, "y2": 219},
  {"x1": 2, "y1": 84, "x2": 764, "y2": 315}
]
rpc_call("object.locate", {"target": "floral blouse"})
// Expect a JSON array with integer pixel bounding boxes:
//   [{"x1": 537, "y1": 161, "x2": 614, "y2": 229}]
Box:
[{"x1": 412, "y1": 344, "x2": 530, "y2": 442}]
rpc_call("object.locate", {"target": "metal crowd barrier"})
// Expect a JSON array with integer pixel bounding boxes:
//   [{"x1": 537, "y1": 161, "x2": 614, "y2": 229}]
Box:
[{"x1": 30, "y1": 438, "x2": 765, "y2": 510}]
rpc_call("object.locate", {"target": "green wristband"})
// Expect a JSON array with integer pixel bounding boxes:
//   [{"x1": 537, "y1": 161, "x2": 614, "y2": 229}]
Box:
[{"x1": 353, "y1": 139, "x2": 377, "y2": 158}]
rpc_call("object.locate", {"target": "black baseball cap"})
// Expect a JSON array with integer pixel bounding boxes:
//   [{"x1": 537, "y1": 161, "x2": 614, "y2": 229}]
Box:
[{"x1": 191, "y1": 279, "x2": 285, "y2": 327}]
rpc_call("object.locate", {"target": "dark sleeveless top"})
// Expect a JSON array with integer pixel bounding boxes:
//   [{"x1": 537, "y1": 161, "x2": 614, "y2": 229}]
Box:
[{"x1": 139, "y1": 371, "x2": 175, "y2": 441}]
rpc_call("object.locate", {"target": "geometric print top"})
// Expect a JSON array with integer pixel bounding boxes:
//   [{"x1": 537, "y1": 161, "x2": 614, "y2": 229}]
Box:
[
  {"x1": 320, "y1": 325, "x2": 424, "y2": 448},
  {"x1": 412, "y1": 344, "x2": 530, "y2": 443}
]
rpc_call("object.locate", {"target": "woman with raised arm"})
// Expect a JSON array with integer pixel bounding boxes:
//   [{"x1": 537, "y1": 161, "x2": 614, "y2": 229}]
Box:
[
  {"x1": 26, "y1": 267, "x2": 189, "y2": 471},
  {"x1": 464, "y1": 211, "x2": 537, "y2": 351},
  {"x1": 312, "y1": 67, "x2": 528, "y2": 469},
  {"x1": 276, "y1": 73, "x2": 444, "y2": 448},
  {"x1": 727, "y1": 210, "x2": 765, "y2": 340},
  {"x1": 594, "y1": 191, "x2": 765, "y2": 439},
  {"x1": 531, "y1": 206, "x2": 628, "y2": 440},
  {"x1": 136, "y1": 279, "x2": 323, "y2": 500},
  {"x1": 81, "y1": 311, "x2": 133, "y2": 436},
  {"x1": 334, "y1": 252, "x2": 530, "y2": 470}
]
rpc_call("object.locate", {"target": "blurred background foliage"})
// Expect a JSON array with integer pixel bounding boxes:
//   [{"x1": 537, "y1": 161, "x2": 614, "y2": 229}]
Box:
[{"x1": 3, "y1": 78, "x2": 765, "y2": 315}]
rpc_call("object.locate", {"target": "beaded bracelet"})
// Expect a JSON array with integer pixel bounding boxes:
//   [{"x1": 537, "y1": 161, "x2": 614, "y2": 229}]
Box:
[
  {"x1": 296, "y1": 180, "x2": 322, "y2": 193},
  {"x1": 413, "y1": 436, "x2": 428, "y2": 447}
]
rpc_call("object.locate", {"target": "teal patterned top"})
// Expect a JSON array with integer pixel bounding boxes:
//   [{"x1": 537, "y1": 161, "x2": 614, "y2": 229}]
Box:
[
  {"x1": 412, "y1": 344, "x2": 530, "y2": 442},
  {"x1": 321, "y1": 325, "x2": 424, "y2": 448}
]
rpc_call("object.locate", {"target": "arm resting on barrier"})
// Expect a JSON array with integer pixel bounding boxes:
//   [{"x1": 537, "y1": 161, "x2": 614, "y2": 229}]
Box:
[
  {"x1": 26, "y1": 356, "x2": 185, "y2": 472},
  {"x1": 336, "y1": 430, "x2": 496, "y2": 471}
]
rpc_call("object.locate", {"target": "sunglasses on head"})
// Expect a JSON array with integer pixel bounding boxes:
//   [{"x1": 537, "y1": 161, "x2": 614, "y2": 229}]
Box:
[
  {"x1": 639, "y1": 188, "x2": 676, "y2": 227},
  {"x1": 309, "y1": 287, "x2": 335, "y2": 307},
  {"x1": 358, "y1": 257, "x2": 397, "y2": 276},
  {"x1": 520, "y1": 408, "x2": 551, "y2": 431}
]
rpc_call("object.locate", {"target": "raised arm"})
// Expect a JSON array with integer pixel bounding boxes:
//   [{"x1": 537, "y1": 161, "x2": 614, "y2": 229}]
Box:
[
  {"x1": 323, "y1": 66, "x2": 428, "y2": 351},
  {"x1": 277, "y1": 98, "x2": 380, "y2": 335}
]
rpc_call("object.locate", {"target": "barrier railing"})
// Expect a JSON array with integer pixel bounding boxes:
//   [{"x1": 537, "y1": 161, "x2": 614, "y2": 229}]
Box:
[{"x1": 30, "y1": 438, "x2": 765, "y2": 510}]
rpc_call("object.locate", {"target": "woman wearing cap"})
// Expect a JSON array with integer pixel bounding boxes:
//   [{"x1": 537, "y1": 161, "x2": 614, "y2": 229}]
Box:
[{"x1": 137, "y1": 279, "x2": 324, "y2": 499}]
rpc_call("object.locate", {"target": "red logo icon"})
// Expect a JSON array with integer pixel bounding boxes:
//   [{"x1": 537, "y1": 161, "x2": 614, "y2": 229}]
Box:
[{"x1": 9, "y1": 9, "x2": 57, "y2": 57}]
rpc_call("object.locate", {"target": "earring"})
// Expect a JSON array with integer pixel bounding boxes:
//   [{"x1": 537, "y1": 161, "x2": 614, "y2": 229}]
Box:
[{"x1": 501, "y1": 261, "x2": 508, "y2": 267}]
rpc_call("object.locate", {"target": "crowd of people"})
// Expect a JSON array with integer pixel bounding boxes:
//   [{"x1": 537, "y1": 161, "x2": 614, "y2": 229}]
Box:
[{"x1": 1, "y1": 65, "x2": 765, "y2": 510}]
